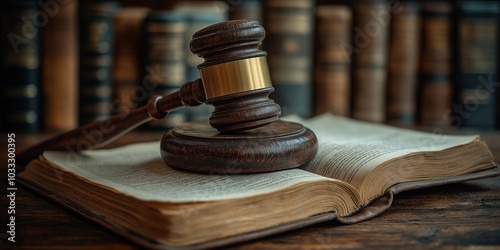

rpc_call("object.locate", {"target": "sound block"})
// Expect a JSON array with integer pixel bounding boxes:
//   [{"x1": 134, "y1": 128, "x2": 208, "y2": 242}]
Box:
[{"x1": 160, "y1": 120, "x2": 318, "y2": 174}]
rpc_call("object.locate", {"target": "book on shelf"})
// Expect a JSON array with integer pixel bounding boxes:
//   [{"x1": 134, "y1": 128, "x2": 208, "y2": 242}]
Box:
[
  {"x1": 386, "y1": 1, "x2": 420, "y2": 125},
  {"x1": 263, "y1": 0, "x2": 316, "y2": 117},
  {"x1": 140, "y1": 11, "x2": 190, "y2": 129},
  {"x1": 173, "y1": 1, "x2": 228, "y2": 83},
  {"x1": 0, "y1": 0, "x2": 41, "y2": 132},
  {"x1": 417, "y1": 1, "x2": 453, "y2": 127},
  {"x1": 453, "y1": 0, "x2": 500, "y2": 128},
  {"x1": 78, "y1": 1, "x2": 119, "y2": 125},
  {"x1": 19, "y1": 114, "x2": 499, "y2": 249},
  {"x1": 112, "y1": 7, "x2": 150, "y2": 118},
  {"x1": 41, "y1": 0, "x2": 78, "y2": 131},
  {"x1": 174, "y1": 2, "x2": 228, "y2": 122},
  {"x1": 351, "y1": 0, "x2": 390, "y2": 123},
  {"x1": 314, "y1": 5, "x2": 352, "y2": 117}
]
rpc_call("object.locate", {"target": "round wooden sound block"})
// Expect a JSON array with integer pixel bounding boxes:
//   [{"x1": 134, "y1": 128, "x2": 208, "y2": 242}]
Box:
[{"x1": 160, "y1": 120, "x2": 318, "y2": 174}]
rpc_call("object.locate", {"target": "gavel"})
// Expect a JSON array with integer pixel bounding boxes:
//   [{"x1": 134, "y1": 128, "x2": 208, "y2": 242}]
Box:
[{"x1": 18, "y1": 20, "x2": 318, "y2": 173}]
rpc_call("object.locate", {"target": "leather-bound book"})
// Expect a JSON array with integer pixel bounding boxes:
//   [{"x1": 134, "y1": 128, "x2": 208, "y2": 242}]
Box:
[
  {"x1": 19, "y1": 114, "x2": 499, "y2": 249},
  {"x1": 41, "y1": 0, "x2": 78, "y2": 131},
  {"x1": 386, "y1": 1, "x2": 420, "y2": 125},
  {"x1": 351, "y1": 0, "x2": 390, "y2": 123},
  {"x1": 314, "y1": 5, "x2": 352, "y2": 116},
  {"x1": 0, "y1": 0, "x2": 41, "y2": 132},
  {"x1": 141, "y1": 11, "x2": 189, "y2": 129},
  {"x1": 453, "y1": 0, "x2": 500, "y2": 128},
  {"x1": 263, "y1": 0, "x2": 316, "y2": 117},
  {"x1": 112, "y1": 7, "x2": 149, "y2": 118},
  {"x1": 418, "y1": 1, "x2": 453, "y2": 127},
  {"x1": 79, "y1": 1, "x2": 119, "y2": 124}
]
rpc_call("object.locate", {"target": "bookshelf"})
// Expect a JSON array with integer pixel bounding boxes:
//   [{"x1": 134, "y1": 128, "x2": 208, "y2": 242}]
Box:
[{"x1": 1, "y1": 0, "x2": 499, "y2": 133}]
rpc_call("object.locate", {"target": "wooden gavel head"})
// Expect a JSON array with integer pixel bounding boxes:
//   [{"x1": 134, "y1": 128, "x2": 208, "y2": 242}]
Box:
[{"x1": 189, "y1": 20, "x2": 281, "y2": 132}]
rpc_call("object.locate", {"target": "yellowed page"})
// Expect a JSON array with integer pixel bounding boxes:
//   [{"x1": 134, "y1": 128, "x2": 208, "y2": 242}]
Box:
[
  {"x1": 42, "y1": 142, "x2": 332, "y2": 202},
  {"x1": 287, "y1": 114, "x2": 477, "y2": 189}
]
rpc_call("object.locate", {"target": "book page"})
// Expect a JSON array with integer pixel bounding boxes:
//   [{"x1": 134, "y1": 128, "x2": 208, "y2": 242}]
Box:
[
  {"x1": 286, "y1": 114, "x2": 477, "y2": 189},
  {"x1": 43, "y1": 142, "x2": 332, "y2": 202}
]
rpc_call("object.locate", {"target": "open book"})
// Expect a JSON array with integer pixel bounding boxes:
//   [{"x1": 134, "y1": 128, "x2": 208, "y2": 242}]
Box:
[{"x1": 19, "y1": 114, "x2": 499, "y2": 249}]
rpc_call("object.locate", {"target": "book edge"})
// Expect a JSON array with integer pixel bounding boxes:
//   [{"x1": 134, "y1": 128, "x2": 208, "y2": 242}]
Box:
[
  {"x1": 17, "y1": 166, "x2": 499, "y2": 249},
  {"x1": 17, "y1": 175, "x2": 337, "y2": 250},
  {"x1": 337, "y1": 166, "x2": 500, "y2": 224}
]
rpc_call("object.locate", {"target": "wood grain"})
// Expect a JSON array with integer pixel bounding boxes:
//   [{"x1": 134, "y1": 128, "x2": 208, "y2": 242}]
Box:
[
  {"x1": 1, "y1": 129, "x2": 499, "y2": 249},
  {"x1": 160, "y1": 120, "x2": 318, "y2": 173}
]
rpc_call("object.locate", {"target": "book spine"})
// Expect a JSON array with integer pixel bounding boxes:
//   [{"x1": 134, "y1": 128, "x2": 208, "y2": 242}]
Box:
[
  {"x1": 78, "y1": 1, "x2": 119, "y2": 125},
  {"x1": 42, "y1": 0, "x2": 78, "y2": 131},
  {"x1": 351, "y1": 0, "x2": 390, "y2": 123},
  {"x1": 314, "y1": 5, "x2": 352, "y2": 116},
  {"x1": 142, "y1": 11, "x2": 188, "y2": 129},
  {"x1": 453, "y1": 0, "x2": 500, "y2": 128},
  {"x1": 263, "y1": 0, "x2": 316, "y2": 117},
  {"x1": 386, "y1": 1, "x2": 420, "y2": 125},
  {"x1": 112, "y1": 7, "x2": 149, "y2": 118},
  {"x1": 182, "y1": 12, "x2": 225, "y2": 121},
  {"x1": 173, "y1": 2, "x2": 229, "y2": 82},
  {"x1": 229, "y1": 0, "x2": 262, "y2": 24},
  {"x1": 418, "y1": 1, "x2": 453, "y2": 127},
  {"x1": 0, "y1": 0, "x2": 41, "y2": 132}
]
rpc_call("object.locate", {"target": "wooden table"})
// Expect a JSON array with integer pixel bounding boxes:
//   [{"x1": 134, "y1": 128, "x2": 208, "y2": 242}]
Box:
[{"x1": 1, "y1": 128, "x2": 499, "y2": 249}]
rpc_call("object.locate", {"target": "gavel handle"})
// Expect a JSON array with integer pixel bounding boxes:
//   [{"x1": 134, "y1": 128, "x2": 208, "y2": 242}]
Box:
[{"x1": 17, "y1": 79, "x2": 206, "y2": 166}]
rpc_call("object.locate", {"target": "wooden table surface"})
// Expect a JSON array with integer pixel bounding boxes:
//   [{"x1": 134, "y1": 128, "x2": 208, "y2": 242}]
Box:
[{"x1": 1, "y1": 127, "x2": 499, "y2": 249}]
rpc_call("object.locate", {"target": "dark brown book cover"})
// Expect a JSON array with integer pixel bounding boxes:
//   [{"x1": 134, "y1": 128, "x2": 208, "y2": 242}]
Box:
[
  {"x1": 42, "y1": 0, "x2": 78, "y2": 131},
  {"x1": 351, "y1": 0, "x2": 390, "y2": 123},
  {"x1": 112, "y1": 7, "x2": 149, "y2": 118},
  {"x1": 314, "y1": 5, "x2": 352, "y2": 116},
  {"x1": 418, "y1": 1, "x2": 453, "y2": 127},
  {"x1": 386, "y1": 1, "x2": 420, "y2": 125},
  {"x1": 263, "y1": 0, "x2": 316, "y2": 117}
]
